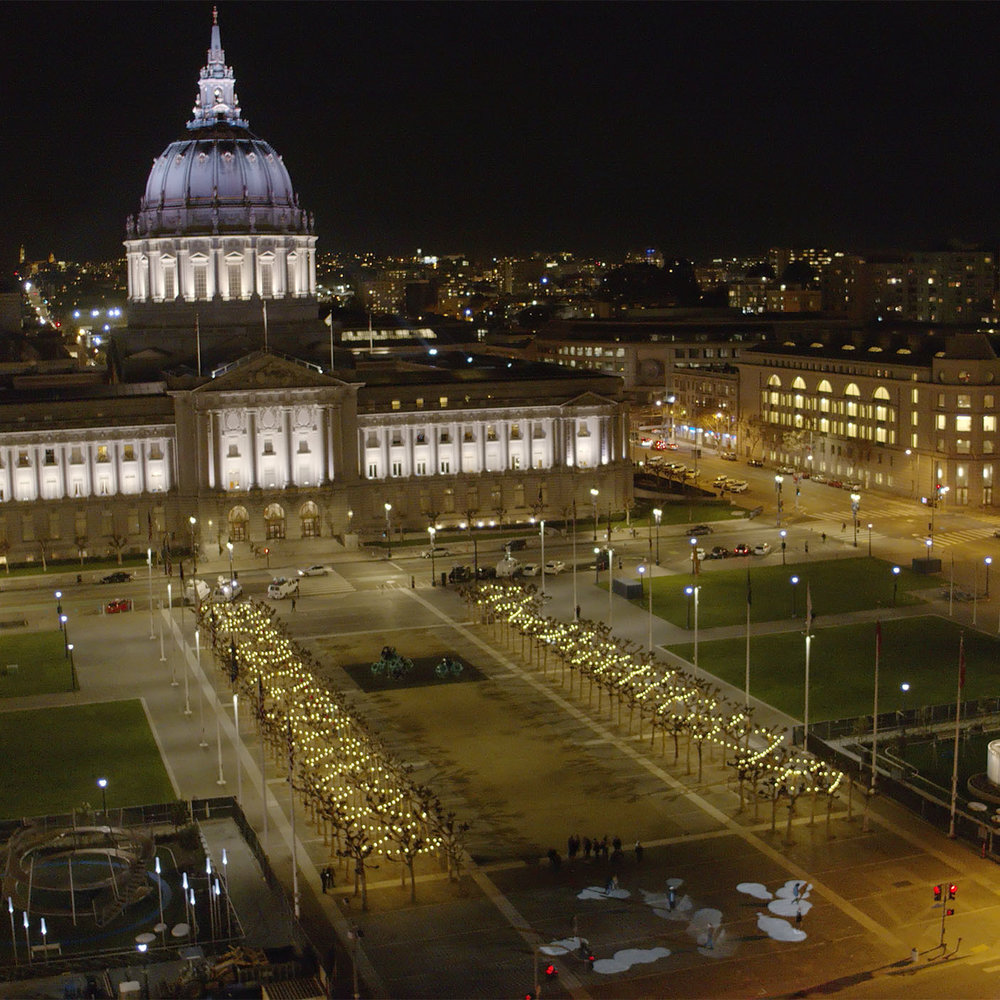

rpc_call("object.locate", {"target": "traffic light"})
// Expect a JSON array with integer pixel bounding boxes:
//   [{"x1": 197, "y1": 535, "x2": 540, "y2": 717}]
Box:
[
  {"x1": 933, "y1": 885, "x2": 942, "y2": 902},
  {"x1": 544, "y1": 963, "x2": 558, "y2": 978},
  {"x1": 948, "y1": 883, "x2": 957, "y2": 899}
]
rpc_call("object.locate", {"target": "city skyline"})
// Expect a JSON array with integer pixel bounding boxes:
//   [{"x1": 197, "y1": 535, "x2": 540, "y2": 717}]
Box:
[{"x1": 4, "y1": 2, "x2": 1000, "y2": 265}]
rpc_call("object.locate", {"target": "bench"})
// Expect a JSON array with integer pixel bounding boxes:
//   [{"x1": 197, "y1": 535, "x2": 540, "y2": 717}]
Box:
[
  {"x1": 0, "y1": 618, "x2": 27, "y2": 629},
  {"x1": 30, "y1": 942, "x2": 61, "y2": 958},
  {"x1": 1, "y1": 664, "x2": 18, "y2": 676}
]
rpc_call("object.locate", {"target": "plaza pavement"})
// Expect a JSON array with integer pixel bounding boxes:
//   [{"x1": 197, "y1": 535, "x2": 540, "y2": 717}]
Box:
[{"x1": 5, "y1": 528, "x2": 1000, "y2": 997}]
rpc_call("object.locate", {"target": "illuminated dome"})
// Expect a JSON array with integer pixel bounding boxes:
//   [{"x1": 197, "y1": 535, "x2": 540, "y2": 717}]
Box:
[{"x1": 131, "y1": 8, "x2": 309, "y2": 239}]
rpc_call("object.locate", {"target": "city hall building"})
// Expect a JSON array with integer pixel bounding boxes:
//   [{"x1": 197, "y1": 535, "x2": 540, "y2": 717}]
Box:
[{"x1": 0, "y1": 13, "x2": 629, "y2": 565}]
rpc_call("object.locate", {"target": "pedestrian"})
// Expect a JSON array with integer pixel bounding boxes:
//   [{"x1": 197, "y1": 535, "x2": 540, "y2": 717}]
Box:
[
  {"x1": 841, "y1": 521, "x2": 846, "y2": 532},
  {"x1": 582, "y1": 836, "x2": 592, "y2": 858},
  {"x1": 612, "y1": 835, "x2": 622, "y2": 854},
  {"x1": 575, "y1": 605, "x2": 581, "y2": 620},
  {"x1": 705, "y1": 923, "x2": 715, "y2": 950},
  {"x1": 291, "y1": 597, "x2": 296, "y2": 612},
  {"x1": 667, "y1": 885, "x2": 676, "y2": 910},
  {"x1": 568, "y1": 834, "x2": 580, "y2": 860},
  {"x1": 804, "y1": 540, "x2": 809, "y2": 554},
  {"x1": 795, "y1": 904, "x2": 802, "y2": 926},
  {"x1": 634, "y1": 840, "x2": 644, "y2": 863},
  {"x1": 547, "y1": 848, "x2": 561, "y2": 872},
  {"x1": 821, "y1": 532, "x2": 827, "y2": 543},
  {"x1": 320, "y1": 868, "x2": 328, "y2": 893}
]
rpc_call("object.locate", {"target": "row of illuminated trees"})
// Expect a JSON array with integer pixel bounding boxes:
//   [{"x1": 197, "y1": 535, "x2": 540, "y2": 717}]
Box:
[
  {"x1": 465, "y1": 582, "x2": 846, "y2": 840},
  {"x1": 198, "y1": 600, "x2": 469, "y2": 908}
]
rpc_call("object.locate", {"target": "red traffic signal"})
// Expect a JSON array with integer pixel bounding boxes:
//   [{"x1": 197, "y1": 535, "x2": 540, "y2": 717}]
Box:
[
  {"x1": 946, "y1": 907, "x2": 955, "y2": 916},
  {"x1": 948, "y1": 883, "x2": 957, "y2": 899},
  {"x1": 933, "y1": 885, "x2": 942, "y2": 901},
  {"x1": 544, "y1": 964, "x2": 558, "y2": 978}
]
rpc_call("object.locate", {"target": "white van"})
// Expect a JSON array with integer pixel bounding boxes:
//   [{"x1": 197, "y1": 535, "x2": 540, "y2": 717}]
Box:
[
  {"x1": 184, "y1": 579, "x2": 211, "y2": 604},
  {"x1": 212, "y1": 576, "x2": 243, "y2": 602},
  {"x1": 496, "y1": 557, "x2": 521, "y2": 579},
  {"x1": 267, "y1": 577, "x2": 298, "y2": 599}
]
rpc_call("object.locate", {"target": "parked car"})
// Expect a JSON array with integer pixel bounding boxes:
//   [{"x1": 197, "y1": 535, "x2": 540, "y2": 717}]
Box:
[
  {"x1": 521, "y1": 563, "x2": 540, "y2": 576},
  {"x1": 183, "y1": 578, "x2": 211, "y2": 604},
  {"x1": 421, "y1": 546, "x2": 451, "y2": 559},
  {"x1": 544, "y1": 560, "x2": 567, "y2": 575},
  {"x1": 653, "y1": 439, "x2": 668, "y2": 450},
  {"x1": 726, "y1": 481, "x2": 749, "y2": 493},
  {"x1": 689, "y1": 524, "x2": 713, "y2": 535},
  {"x1": 212, "y1": 576, "x2": 243, "y2": 602},
  {"x1": 448, "y1": 565, "x2": 474, "y2": 583},
  {"x1": 298, "y1": 564, "x2": 331, "y2": 577},
  {"x1": 104, "y1": 597, "x2": 132, "y2": 614},
  {"x1": 692, "y1": 547, "x2": 706, "y2": 561},
  {"x1": 845, "y1": 481, "x2": 862, "y2": 491},
  {"x1": 476, "y1": 566, "x2": 497, "y2": 580},
  {"x1": 777, "y1": 466, "x2": 796, "y2": 475},
  {"x1": 502, "y1": 538, "x2": 527, "y2": 552},
  {"x1": 747, "y1": 458, "x2": 764, "y2": 467},
  {"x1": 708, "y1": 546, "x2": 731, "y2": 560},
  {"x1": 267, "y1": 577, "x2": 298, "y2": 599},
  {"x1": 99, "y1": 570, "x2": 133, "y2": 584},
  {"x1": 721, "y1": 451, "x2": 738, "y2": 461},
  {"x1": 713, "y1": 475, "x2": 729, "y2": 486},
  {"x1": 753, "y1": 542, "x2": 772, "y2": 556},
  {"x1": 639, "y1": 438, "x2": 653, "y2": 448},
  {"x1": 732, "y1": 543, "x2": 751, "y2": 556}
]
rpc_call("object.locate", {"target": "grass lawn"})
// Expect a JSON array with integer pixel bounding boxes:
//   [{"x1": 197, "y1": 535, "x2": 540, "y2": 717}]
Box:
[
  {"x1": 639, "y1": 557, "x2": 940, "y2": 629},
  {"x1": 668, "y1": 615, "x2": 997, "y2": 722},
  {"x1": 0, "y1": 630, "x2": 75, "y2": 697},
  {"x1": 0, "y1": 700, "x2": 175, "y2": 819}
]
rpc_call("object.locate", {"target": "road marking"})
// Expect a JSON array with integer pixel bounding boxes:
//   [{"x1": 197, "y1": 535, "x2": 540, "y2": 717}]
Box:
[{"x1": 401, "y1": 588, "x2": 905, "y2": 955}]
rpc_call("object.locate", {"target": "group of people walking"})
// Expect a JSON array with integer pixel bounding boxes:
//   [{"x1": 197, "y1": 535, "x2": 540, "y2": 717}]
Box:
[{"x1": 566, "y1": 833, "x2": 643, "y2": 864}]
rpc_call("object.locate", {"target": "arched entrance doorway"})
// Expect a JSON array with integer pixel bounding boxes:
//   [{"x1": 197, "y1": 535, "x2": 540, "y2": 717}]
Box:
[
  {"x1": 228, "y1": 505, "x2": 249, "y2": 543},
  {"x1": 264, "y1": 503, "x2": 286, "y2": 540},
  {"x1": 300, "y1": 501, "x2": 319, "y2": 538}
]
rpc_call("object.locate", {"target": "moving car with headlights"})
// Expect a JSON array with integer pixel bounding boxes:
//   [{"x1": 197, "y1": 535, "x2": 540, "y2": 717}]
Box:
[
  {"x1": 544, "y1": 560, "x2": 567, "y2": 574},
  {"x1": 99, "y1": 570, "x2": 133, "y2": 584},
  {"x1": 267, "y1": 577, "x2": 298, "y2": 599},
  {"x1": 298, "y1": 564, "x2": 331, "y2": 577}
]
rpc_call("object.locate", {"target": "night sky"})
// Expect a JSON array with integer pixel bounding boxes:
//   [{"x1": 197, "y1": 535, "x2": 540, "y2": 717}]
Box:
[{"x1": 4, "y1": 1, "x2": 1000, "y2": 266}]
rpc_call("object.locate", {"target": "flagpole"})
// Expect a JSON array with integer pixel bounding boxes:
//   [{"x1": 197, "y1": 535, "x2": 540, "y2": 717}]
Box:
[
  {"x1": 864, "y1": 621, "x2": 881, "y2": 833},
  {"x1": 744, "y1": 569, "x2": 751, "y2": 710},
  {"x1": 949, "y1": 633, "x2": 965, "y2": 838}
]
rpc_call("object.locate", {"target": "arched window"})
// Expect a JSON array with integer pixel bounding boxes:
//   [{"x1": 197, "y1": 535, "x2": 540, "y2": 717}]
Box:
[
  {"x1": 264, "y1": 502, "x2": 286, "y2": 540},
  {"x1": 300, "y1": 501, "x2": 319, "y2": 538},
  {"x1": 767, "y1": 375, "x2": 782, "y2": 388},
  {"x1": 817, "y1": 379, "x2": 832, "y2": 393},
  {"x1": 228, "y1": 505, "x2": 249, "y2": 543},
  {"x1": 791, "y1": 377, "x2": 806, "y2": 390},
  {"x1": 845, "y1": 383, "x2": 861, "y2": 397},
  {"x1": 873, "y1": 386, "x2": 890, "y2": 400}
]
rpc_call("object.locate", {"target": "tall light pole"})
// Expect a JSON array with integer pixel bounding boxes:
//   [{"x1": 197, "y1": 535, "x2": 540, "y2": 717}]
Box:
[
  {"x1": 639, "y1": 562, "x2": 653, "y2": 652},
  {"x1": 689, "y1": 536, "x2": 698, "y2": 575},
  {"x1": 226, "y1": 541, "x2": 234, "y2": 581},
  {"x1": 384, "y1": 502, "x2": 393, "y2": 558},
  {"x1": 607, "y1": 546, "x2": 614, "y2": 626},
  {"x1": 539, "y1": 518, "x2": 546, "y2": 598},
  {"x1": 427, "y1": 526, "x2": 436, "y2": 586},
  {"x1": 147, "y1": 547, "x2": 155, "y2": 639},
  {"x1": 790, "y1": 575, "x2": 799, "y2": 617},
  {"x1": 189, "y1": 516, "x2": 197, "y2": 572},
  {"x1": 779, "y1": 529, "x2": 787, "y2": 566},
  {"x1": 590, "y1": 488, "x2": 599, "y2": 543},
  {"x1": 653, "y1": 508, "x2": 662, "y2": 565},
  {"x1": 905, "y1": 447, "x2": 914, "y2": 496},
  {"x1": 571, "y1": 501, "x2": 578, "y2": 620},
  {"x1": 850, "y1": 493, "x2": 861, "y2": 547},
  {"x1": 774, "y1": 475, "x2": 784, "y2": 527},
  {"x1": 986, "y1": 557, "x2": 993, "y2": 599},
  {"x1": 892, "y1": 565, "x2": 901, "y2": 606},
  {"x1": 685, "y1": 585, "x2": 700, "y2": 668},
  {"x1": 97, "y1": 777, "x2": 108, "y2": 817},
  {"x1": 867, "y1": 522, "x2": 873, "y2": 557}
]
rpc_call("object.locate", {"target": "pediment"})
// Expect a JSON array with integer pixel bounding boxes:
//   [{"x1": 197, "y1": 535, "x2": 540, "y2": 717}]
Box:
[
  {"x1": 195, "y1": 351, "x2": 342, "y2": 393},
  {"x1": 560, "y1": 391, "x2": 616, "y2": 409}
]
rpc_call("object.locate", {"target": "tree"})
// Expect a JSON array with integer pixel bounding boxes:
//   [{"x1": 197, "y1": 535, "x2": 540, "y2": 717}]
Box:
[
  {"x1": 76, "y1": 535, "x2": 88, "y2": 567},
  {"x1": 0, "y1": 538, "x2": 10, "y2": 574},
  {"x1": 108, "y1": 532, "x2": 128, "y2": 566}
]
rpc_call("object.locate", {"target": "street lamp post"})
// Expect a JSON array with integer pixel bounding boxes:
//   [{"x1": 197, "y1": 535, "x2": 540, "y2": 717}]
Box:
[
  {"x1": 55, "y1": 591, "x2": 63, "y2": 633},
  {"x1": 790, "y1": 575, "x2": 799, "y2": 617},
  {"x1": 539, "y1": 519, "x2": 546, "y2": 598},
  {"x1": 689, "y1": 536, "x2": 698, "y2": 575},
  {"x1": 147, "y1": 548, "x2": 155, "y2": 640},
  {"x1": 986, "y1": 557, "x2": 993, "y2": 599},
  {"x1": 384, "y1": 502, "x2": 393, "y2": 558},
  {"x1": 590, "y1": 488, "x2": 599, "y2": 543},
  {"x1": 607, "y1": 546, "x2": 614, "y2": 626},
  {"x1": 67, "y1": 643, "x2": 77, "y2": 691},
  {"x1": 97, "y1": 777, "x2": 108, "y2": 817},
  {"x1": 774, "y1": 475, "x2": 784, "y2": 527},
  {"x1": 60, "y1": 615, "x2": 69, "y2": 657},
  {"x1": 685, "y1": 585, "x2": 700, "y2": 668},
  {"x1": 226, "y1": 541, "x2": 234, "y2": 581},
  {"x1": 189, "y1": 516, "x2": 197, "y2": 572},
  {"x1": 867, "y1": 522, "x2": 873, "y2": 557},
  {"x1": 779, "y1": 529, "x2": 787, "y2": 566},
  {"x1": 892, "y1": 565, "x2": 901, "y2": 606},
  {"x1": 653, "y1": 508, "x2": 662, "y2": 565},
  {"x1": 638, "y1": 563, "x2": 653, "y2": 652},
  {"x1": 850, "y1": 493, "x2": 861, "y2": 547},
  {"x1": 427, "y1": 526, "x2": 436, "y2": 587}
]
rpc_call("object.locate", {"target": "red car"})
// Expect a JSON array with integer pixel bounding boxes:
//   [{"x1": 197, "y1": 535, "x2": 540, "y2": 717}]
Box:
[
  {"x1": 105, "y1": 597, "x2": 132, "y2": 614},
  {"x1": 732, "y1": 543, "x2": 751, "y2": 556}
]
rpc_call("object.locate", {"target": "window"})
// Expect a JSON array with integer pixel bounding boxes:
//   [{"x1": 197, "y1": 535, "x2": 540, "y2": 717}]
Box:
[
  {"x1": 368, "y1": 462, "x2": 379, "y2": 478},
  {"x1": 44, "y1": 449, "x2": 56, "y2": 465},
  {"x1": 957, "y1": 394, "x2": 972, "y2": 409},
  {"x1": 227, "y1": 263, "x2": 242, "y2": 299},
  {"x1": 936, "y1": 414, "x2": 947, "y2": 430},
  {"x1": 96, "y1": 446, "x2": 109, "y2": 463},
  {"x1": 439, "y1": 460, "x2": 451, "y2": 474},
  {"x1": 263, "y1": 439, "x2": 275, "y2": 455},
  {"x1": 75, "y1": 511, "x2": 87, "y2": 538},
  {"x1": 416, "y1": 397, "x2": 424, "y2": 409},
  {"x1": 163, "y1": 267, "x2": 175, "y2": 300},
  {"x1": 439, "y1": 430, "x2": 451, "y2": 444},
  {"x1": 391, "y1": 400, "x2": 401, "y2": 411},
  {"x1": 985, "y1": 415, "x2": 997, "y2": 432},
  {"x1": 511, "y1": 455, "x2": 521, "y2": 469},
  {"x1": 957, "y1": 439, "x2": 971, "y2": 454},
  {"x1": 487, "y1": 426, "x2": 498, "y2": 441},
  {"x1": 70, "y1": 446, "x2": 83, "y2": 464},
  {"x1": 911, "y1": 389, "x2": 919, "y2": 404},
  {"x1": 439, "y1": 396, "x2": 448, "y2": 408},
  {"x1": 297, "y1": 440, "x2": 310, "y2": 454},
  {"x1": 955, "y1": 415, "x2": 972, "y2": 433},
  {"x1": 260, "y1": 263, "x2": 273, "y2": 298},
  {"x1": 227, "y1": 444, "x2": 240, "y2": 458},
  {"x1": 875, "y1": 406, "x2": 888, "y2": 421},
  {"x1": 148, "y1": 443, "x2": 163, "y2": 460},
  {"x1": 415, "y1": 460, "x2": 427, "y2": 475},
  {"x1": 391, "y1": 461, "x2": 403, "y2": 477},
  {"x1": 193, "y1": 265, "x2": 208, "y2": 300},
  {"x1": 123, "y1": 444, "x2": 136, "y2": 461},
  {"x1": 49, "y1": 512, "x2": 61, "y2": 539},
  {"x1": 443, "y1": 488, "x2": 455, "y2": 513},
  {"x1": 510, "y1": 424, "x2": 521, "y2": 439},
  {"x1": 986, "y1": 395, "x2": 995, "y2": 409}
]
